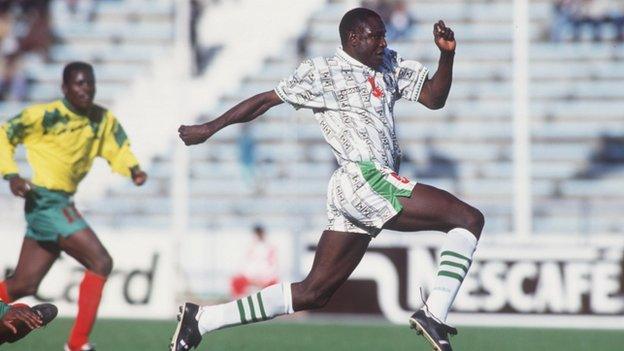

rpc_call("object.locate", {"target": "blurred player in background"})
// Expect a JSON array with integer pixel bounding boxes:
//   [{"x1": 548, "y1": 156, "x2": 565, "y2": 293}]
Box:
[
  {"x1": 172, "y1": 8, "x2": 482, "y2": 351},
  {"x1": 229, "y1": 225, "x2": 279, "y2": 299},
  {"x1": 0, "y1": 61, "x2": 147, "y2": 351},
  {"x1": 0, "y1": 300, "x2": 57, "y2": 345}
]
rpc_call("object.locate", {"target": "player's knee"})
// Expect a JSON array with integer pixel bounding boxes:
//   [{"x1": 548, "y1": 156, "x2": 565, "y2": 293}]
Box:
[
  {"x1": 91, "y1": 253, "x2": 113, "y2": 277},
  {"x1": 460, "y1": 206, "x2": 485, "y2": 240},
  {"x1": 10, "y1": 280, "x2": 39, "y2": 298}
]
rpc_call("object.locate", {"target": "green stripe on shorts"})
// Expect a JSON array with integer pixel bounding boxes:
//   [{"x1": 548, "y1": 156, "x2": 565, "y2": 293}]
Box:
[{"x1": 358, "y1": 162, "x2": 412, "y2": 212}]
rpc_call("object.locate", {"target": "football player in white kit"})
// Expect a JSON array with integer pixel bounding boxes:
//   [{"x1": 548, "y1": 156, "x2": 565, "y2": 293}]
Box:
[{"x1": 171, "y1": 8, "x2": 483, "y2": 351}]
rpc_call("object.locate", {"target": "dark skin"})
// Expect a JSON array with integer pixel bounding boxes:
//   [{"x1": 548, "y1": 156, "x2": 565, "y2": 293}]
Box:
[
  {"x1": 4, "y1": 68, "x2": 147, "y2": 301},
  {"x1": 179, "y1": 16, "x2": 482, "y2": 311},
  {"x1": 0, "y1": 305, "x2": 42, "y2": 336}
]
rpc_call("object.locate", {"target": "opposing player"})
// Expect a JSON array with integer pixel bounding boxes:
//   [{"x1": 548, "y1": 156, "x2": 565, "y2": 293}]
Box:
[
  {"x1": 0, "y1": 61, "x2": 147, "y2": 351},
  {"x1": 0, "y1": 301, "x2": 58, "y2": 345},
  {"x1": 171, "y1": 8, "x2": 483, "y2": 351}
]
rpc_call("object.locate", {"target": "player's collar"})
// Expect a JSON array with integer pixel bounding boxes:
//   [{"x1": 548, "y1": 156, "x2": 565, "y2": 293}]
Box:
[
  {"x1": 61, "y1": 98, "x2": 88, "y2": 117},
  {"x1": 336, "y1": 47, "x2": 371, "y2": 71}
]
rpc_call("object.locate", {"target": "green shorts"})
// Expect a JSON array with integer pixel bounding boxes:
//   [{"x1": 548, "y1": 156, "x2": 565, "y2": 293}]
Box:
[
  {"x1": 24, "y1": 186, "x2": 89, "y2": 242},
  {"x1": 0, "y1": 301, "x2": 9, "y2": 318}
]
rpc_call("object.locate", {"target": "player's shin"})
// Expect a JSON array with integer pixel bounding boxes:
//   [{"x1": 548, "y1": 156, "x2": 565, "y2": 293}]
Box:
[
  {"x1": 67, "y1": 271, "x2": 106, "y2": 350},
  {"x1": 425, "y1": 227, "x2": 477, "y2": 322},
  {"x1": 196, "y1": 282, "x2": 294, "y2": 335}
]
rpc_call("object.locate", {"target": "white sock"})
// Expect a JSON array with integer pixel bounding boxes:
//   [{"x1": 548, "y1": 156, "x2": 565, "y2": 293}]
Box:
[
  {"x1": 425, "y1": 227, "x2": 478, "y2": 322},
  {"x1": 196, "y1": 282, "x2": 294, "y2": 335}
]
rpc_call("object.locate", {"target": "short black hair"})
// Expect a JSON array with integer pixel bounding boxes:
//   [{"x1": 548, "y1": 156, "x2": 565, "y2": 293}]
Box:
[
  {"x1": 63, "y1": 61, "x2": 94, "y2": 84},
  {"x1": 339, "y1": 8, "x2": 381, "y2": 46}
]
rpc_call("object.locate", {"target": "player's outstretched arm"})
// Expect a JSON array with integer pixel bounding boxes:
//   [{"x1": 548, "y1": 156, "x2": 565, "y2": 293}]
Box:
[
  {"x1": 418, "y1": 20, "x2": 455, "y2": 110},
  {"x1": 178, "y1": 90, "x2": 283, "y2": 146}
]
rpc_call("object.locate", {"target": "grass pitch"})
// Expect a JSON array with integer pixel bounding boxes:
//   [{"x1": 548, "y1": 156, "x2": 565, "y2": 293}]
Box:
[{"x1": 4, "y1": 318, "x2": 622, "y2": 351}]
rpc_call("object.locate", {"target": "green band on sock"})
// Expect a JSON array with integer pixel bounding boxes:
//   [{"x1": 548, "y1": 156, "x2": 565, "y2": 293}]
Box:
[
  {"x1": 236, "y1": 299, "x2": 248, "y2": 324},
  {"x1": 257, "y1": 292, "x2": 268, "y2": 320},
  {"x1": 441, "y1": 250, "x2": 472, "y2": 264},
  {"x1": 247, "y1": 296, "x2": 258, "y2": 322},
  {"x1": 438, "y1": 270, "x2": 464, "y2": 282},
  {"x1": 440, "y1": 260, "x2": 469, "y2": 273}
]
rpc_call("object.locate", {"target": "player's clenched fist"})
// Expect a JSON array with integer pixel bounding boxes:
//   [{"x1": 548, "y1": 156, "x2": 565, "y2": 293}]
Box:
[
  {"x1": 433, "y1": 20, "x2": 455, "y2": 52},
  {"x1": 178, "y1": 124, "x2": 213, "y2": 145},
  {"x1": 8, "y1": 176, "x2": 31, "y2": 198}
]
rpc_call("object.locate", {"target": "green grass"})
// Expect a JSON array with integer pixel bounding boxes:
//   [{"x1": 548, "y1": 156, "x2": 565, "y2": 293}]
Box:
[{"x1": 3, "y1": 318, "x2": 623, "y2": 351}]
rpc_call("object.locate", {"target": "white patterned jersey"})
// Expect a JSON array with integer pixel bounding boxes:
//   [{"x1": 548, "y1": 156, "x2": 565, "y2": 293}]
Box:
[{"x1": 275, "y1": 47, "x2": 429, "y2": 171}]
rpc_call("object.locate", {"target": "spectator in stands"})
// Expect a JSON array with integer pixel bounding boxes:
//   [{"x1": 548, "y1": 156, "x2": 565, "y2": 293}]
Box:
[
  {"x1": 229, "y1": 225, "x2": 279, "y2": 299},
  {"x1": 296, "y1": 28, "x2": 311, "y2": 61},
  {"x1": 237, "y1": 123, "x2": 260, "y2": 191},
  {"x1": 551, "y1": 0, "x2": 624, "y2": 42},
  {"x1": 18, "y1": 0, "x2": 53, "y2": 61},
  {"x1": 65, "y1": 0, "x2": 97, "y2": 22},
  {"x1": 0, "y1": 0, "x2": 53, "y2": 101},
  {"x1": 363, "y1": 0, "x2": 415, "y2": 40},
  {"x1": 386, "y1": 1, "x2": 415, "y2": 40},
  {"x1": 0, "y1": 4, "x2": 27, "y2": 101},
  {"x1": 551, "y1": 0, "x2": 581, "y2": 42}
]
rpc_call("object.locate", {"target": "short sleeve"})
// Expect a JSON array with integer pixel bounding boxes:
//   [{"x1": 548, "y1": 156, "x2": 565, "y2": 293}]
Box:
[
  {"x1": 394, "y1": 55, "x2": 429, "y2": 102},
  {"x1": 275, "y1": 60, "x2": 325, "y2": 110}
]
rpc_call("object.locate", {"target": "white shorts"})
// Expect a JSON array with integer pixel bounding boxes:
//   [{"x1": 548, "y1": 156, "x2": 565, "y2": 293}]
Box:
[{"x1": 326, "y1": 161, "x2": 417, "y2": 236}]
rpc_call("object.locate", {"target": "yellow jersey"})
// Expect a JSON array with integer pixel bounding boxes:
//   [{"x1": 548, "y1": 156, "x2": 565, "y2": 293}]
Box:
[{"x1": 0, "y1": 99, "x2": 140, "y2": 194}]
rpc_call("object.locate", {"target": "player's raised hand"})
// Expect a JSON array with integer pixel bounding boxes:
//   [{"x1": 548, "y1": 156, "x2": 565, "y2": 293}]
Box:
[
  {"x1": 8, "y1": 176, "x2": 31, "y2": 198},
  {"x1": 178, "y1": 123, "x2": 214, "y2": 146},
  {"x1": 433, "y1": 20, "x2": 455, "y2": 53},
  {"x1": 1, "y1": 305, "x2": 43, "y2": 334}
]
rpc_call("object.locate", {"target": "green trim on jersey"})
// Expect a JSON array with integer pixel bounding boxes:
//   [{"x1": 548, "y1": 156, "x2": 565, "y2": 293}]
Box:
[
  {"x1": 113, "y1": 120, "x2": 128, "y2": 147},
  {"x1": 358, "y1": 161, "x2": 412, "y2": 212}
]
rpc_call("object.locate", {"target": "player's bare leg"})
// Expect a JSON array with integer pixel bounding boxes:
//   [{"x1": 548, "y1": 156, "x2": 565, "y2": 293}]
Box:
[
  {"x1": 0, "y1": 238, "x2": 59, "y2": 302},
  {"x1": 291, "y1": 230, "x2": 370, "y2": 310},
  {"x1": 59, "y1": 228, "x2": 113, "y2": 351},
  {"x1": 170, "y1": 230, "x2": 370, "y2": 351},
  {"x1": 385, "y1": 183, "x2": 484, "y2": 351}
]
